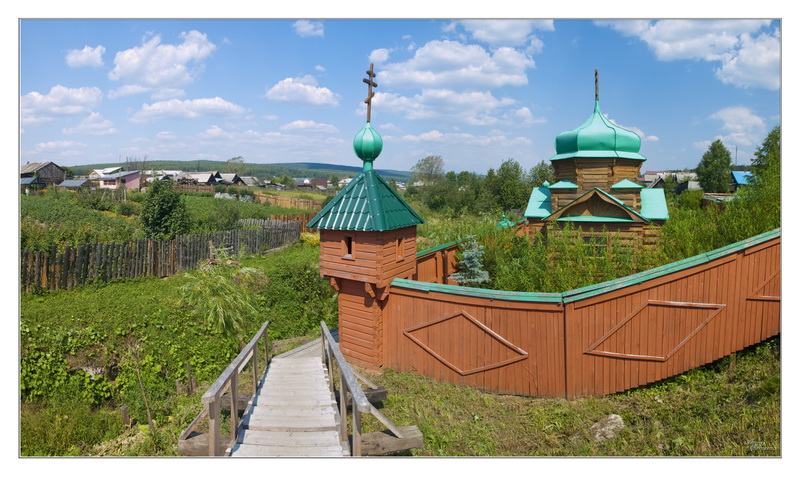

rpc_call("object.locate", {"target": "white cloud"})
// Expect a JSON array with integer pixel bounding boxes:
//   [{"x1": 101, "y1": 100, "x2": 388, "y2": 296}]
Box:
[
  {"x1": 198, "y1": 125, "x2": 233, "y2": 139},
  {"x1": 709, "y1": 106, "x2": 766, "y2": 147},
  {"x1": 265, "y1": 75, "x2": 339, "y2": 106},
  {"x1": 397, "y1": 129, "x2": 532, "y2": 147},
  {"x1": 34, "y1": 140, "x2": 87, "y2": 154},
  {"x1": 279, "y1": 120, "x2": 339, "y2": 133},
  {"x1": 607, "y1": 116, "x2": 658, "y2": 142},
  {"x1": 379, "y1": 40, "x2": 534, "y2": 89},
  {"x1": 369, "y1": 48, "x2": 391, "y2": 64},
  {"x1": 715, "y1": 29, "x2": 781, "y2": 90},
  {"x1": 130, "y1": 97, "x2": 246, "y2": 123},
  {"x1": 20, "y1": 85, "x2": 103, "y2": 125},
  {"x1": 156, "y1": 131, "x2": 177, "y2": 140},
  {"x1": 62, "y1": 112, "x2": 118, "y2": 135},
  {"x1": 598, "y1": 20, "x2": 779, "y2": 90},
  {"x1": 459, "y1": 20, "x2": 553, "y2": 50},
  {"x1": 293, "y1": 20, "x2": 324, "y2": 38},
  {"x1": 108, "y1": 30, "x2": 216, "y2": 98},
  {"x1": 65, "y1": 45, "x2": 105, "y2": 68},
  {"x1": 314, "y1": 65, "x2": 326, "y2": 72},
  {"x1": 373, "y1": 89, "x2": 518, "y2": 126},
  {"x1": 108, "y1": 84, "x2": 151, "y2": 99}
]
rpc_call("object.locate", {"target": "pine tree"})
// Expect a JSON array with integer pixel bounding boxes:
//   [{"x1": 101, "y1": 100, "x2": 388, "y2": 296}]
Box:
[{"x1": 449, "y1": 236, "x2": 489, "y2": 285}]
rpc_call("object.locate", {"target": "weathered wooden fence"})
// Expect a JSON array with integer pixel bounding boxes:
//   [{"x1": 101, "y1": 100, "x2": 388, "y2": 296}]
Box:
[
  {"x1": 252, "y1": 192, "x2": 325, "y2": 211},
  {"x1": 380, "y1": 228, "x2": 780, "y2": 398},
  {"x1": 242, "y1": 213, "x2": 319, "y2": 234},
  {"x1": 19, "y1": 222, "x2": 301, "y2": 293}
]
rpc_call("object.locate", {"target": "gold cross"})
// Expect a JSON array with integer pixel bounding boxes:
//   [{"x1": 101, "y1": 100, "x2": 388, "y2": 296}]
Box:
[{"x1": 363, "y1": 63, "x2": 378, "y2": 123}]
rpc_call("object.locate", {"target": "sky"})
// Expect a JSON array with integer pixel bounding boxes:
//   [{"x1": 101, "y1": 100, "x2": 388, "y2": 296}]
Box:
[{"x1": 18, "y1": 16, "x2": 782, "y2": 176}]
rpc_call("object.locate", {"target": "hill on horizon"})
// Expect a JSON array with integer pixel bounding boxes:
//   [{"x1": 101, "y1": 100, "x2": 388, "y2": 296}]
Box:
[{"x1": 67, "y1": 160, "x2": 411, "y2": 182}]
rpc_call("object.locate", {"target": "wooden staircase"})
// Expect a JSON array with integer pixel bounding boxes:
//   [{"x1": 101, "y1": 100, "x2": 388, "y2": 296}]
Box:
[{"x1": 227, "y1": 356, "x2": 347, "y2": 457}]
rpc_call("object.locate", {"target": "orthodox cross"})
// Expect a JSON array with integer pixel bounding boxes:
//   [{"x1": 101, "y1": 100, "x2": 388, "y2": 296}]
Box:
[
  {"x1": 363, "y1": 63, "x2": 378, "y2": 123},
  {"x1": 595, "y1": 68, "x2": 599, "y2": 101}
]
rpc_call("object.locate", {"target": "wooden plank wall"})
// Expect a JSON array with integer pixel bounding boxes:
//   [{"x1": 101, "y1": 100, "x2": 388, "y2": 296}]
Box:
[
  {"x1": 413, "y1": 244, "x2": 459, "y2": 284},
  {"x1": 19, "y1": 223, "x2": 301, "y2": 293},
  {"x1": 381, "y1": 235, "x2": 780, "y2": 399},
  {"x1": 384, "y1": 287, "x2": 566, "y2": 397},
  {"x1": 563, "y1": 236, "x2": 781, "y2": 398}
]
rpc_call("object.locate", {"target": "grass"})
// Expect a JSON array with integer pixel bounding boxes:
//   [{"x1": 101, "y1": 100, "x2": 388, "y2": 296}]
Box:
[{"x1": 363, "y1": 337, "x2": 780, "y2": 456}]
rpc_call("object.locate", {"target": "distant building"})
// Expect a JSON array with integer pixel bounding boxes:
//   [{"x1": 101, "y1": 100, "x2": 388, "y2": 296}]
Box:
[
  {"x1": 219, "y1": 173, "x2": 245, "y2": 186},
  {"x1": 20, "y1": 161, "x2": 66, "y2": 185},
  {"x1": 731, "y1": 171, "x2": 752, "y2": 192},
  {"x1": 98, "y1": 170, "x2": 141, "y2": 190},
  {"x1": 524, "y1": 72, "x2": 668, "y2": 246},
  {"x1": 89, "y1": 166, "x2": 123, "y2": 179},
  {"x1": 56, "y1": 178, "x2": 93, "y2": 189}
]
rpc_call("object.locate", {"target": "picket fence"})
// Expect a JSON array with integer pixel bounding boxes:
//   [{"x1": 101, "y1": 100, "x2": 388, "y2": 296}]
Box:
[{"x1": 19, "y1": 222, "x2": 301, "y2": 293}]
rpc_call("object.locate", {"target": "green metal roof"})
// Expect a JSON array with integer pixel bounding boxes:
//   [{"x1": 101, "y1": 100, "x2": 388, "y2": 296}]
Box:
[
  {"x1": 524, "y1": 186, "x2": 552, "y2": 218},
  {"x1": 639, "y1": 188, "x2": 669, "y2": 220},
  {"x1": 547, "y1": 187, "x2": 649, "y2": 223},
  {"x1": 610, "y1": 179, "x2": 644, "y2": 189},
  {"x1": 496, "y1": 214, "x2": 515, "y2": 230},
  {"x1": 556, "y1": 216, "x2": 635, "y2": 223},
  {"x1": 307, "y1": 169, "x2": 424, "y2": 231},
  {"x1": 391, "y1": 278, "x2": 563, "y2": 303},
  {"x1": 548, "y1": 180, "x2": 579, "y2": 189},
  {"x1": 550, "y1": 100, "x2": 646, "y2": 162}
]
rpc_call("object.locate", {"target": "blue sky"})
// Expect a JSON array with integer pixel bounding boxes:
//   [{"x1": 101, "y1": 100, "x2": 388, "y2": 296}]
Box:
[{"x1": 18, "y1": 17, "x2": 781, "y2": 175}]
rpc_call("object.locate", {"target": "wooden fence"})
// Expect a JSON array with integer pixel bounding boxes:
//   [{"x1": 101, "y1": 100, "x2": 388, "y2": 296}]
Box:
[
  {"x1": 253, "y1": 192, "x2": 325, "y2": 211},
  {"x1": 19, "y1": 222, "x2": 301, "y2": 293},
  {"x1": 251, "y1": 213, "x2": 319, "y2": 234},
  {"x1": 379, "y1": 228, "x2": 780, "y2": 398}
]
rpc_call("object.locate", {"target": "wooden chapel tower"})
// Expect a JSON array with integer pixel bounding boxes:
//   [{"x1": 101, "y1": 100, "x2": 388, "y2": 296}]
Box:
[{"x1": 307, "y1": 64, "x2": 424, "y2": 369}]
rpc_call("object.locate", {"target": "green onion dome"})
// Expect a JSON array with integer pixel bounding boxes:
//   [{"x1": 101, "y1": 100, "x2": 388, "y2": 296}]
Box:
[
  {"x1": 550, "y1": 100, "x2": 645, "y2": 161},
  {"x1": 353, "y1": 122, "x2": 383, "y2": 171}
]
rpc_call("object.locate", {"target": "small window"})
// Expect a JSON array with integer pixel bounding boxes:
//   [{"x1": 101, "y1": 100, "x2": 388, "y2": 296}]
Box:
[
  {"x1": 343, "y1": 235, "x2": 354, "y2": 259},
  {"x1": 396, "y1": 237, "x2": 404, "y2": 262}
]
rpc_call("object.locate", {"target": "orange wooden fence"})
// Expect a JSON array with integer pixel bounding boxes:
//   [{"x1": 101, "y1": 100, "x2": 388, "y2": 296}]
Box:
[{"x1": 380, "y1": 229, "x2": 780, "y2": 398}]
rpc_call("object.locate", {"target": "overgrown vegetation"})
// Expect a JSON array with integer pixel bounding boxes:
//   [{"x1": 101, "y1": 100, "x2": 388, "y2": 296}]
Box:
[
  {"x1": 19, "y1": 241, "x2": 335, "y2": 455},
  {"x1": 20, "y1": 185, "x2": 305, "y2": 252}
]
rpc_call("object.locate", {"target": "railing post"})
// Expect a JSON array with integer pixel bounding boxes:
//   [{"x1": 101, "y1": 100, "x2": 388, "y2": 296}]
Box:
[
  {"x1": 353, "y1": 405, "x2": 362, "y2": 456},
  {"x1": 338, "y1": 367, "x2": 348, "y2": 454},
  {"x1": 230, "y1": 375, "x2": 239, "y2": 447},
  {"x1": 208, "y1": 400, "x2": 220, "y2": 456}
]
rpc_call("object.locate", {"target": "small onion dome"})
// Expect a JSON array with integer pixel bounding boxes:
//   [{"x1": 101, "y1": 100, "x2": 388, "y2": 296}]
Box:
[
  {"x1": 551, "y1": 100, "x2": 645, "y2": 161},
  {"x1": 353, "y1": 122, "x2": 383, "y2": 171}
]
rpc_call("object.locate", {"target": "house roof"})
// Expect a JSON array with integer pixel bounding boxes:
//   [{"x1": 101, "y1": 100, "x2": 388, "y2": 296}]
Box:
[
  {"x1": 639, "y1": 189, "x2": 669, "y2": 220},
  {"x1": 548, "y1": 180, "x2": 579, "y2": 190},
  {"x1": 57, "y1": 179, "x2": 91, "y2": 188},
  {"x1": 610, "y1": 179, "x2": 643, "y2": 189},
  {"x1": 99, "y1": 170, "x2": 140, "y2": 180},
  {"x1": 21, "y1": 162, "x2": 60, "y2": 175},
  {"x1": 524, "y1": 186, "x2": 552, "y2": 218},
  {"x1": 20, "y1": 177, "x2": 45, "y2": 185},
  {"x1": 307, "y1": 169, "x2": 424, "y2": 231},
  {"x1": 732, "y1": 171, "x2": 752, "y2": 185}
]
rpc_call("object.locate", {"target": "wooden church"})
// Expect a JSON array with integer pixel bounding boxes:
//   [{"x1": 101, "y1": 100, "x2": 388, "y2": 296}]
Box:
[
  {"x1": 307, "y1": 65, "x2": 424, "y2": 369},
  {"x1": 524, "y1": 71, "x2": 668, "y2": 245}
]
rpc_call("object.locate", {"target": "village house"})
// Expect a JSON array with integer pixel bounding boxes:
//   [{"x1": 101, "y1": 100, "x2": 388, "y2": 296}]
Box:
[
  {"x1": 97, "y1": 170, "x2": 141, "y2": 190},
  {"x1": 20, "y1": 161, "x2": 67, "y2": 185}
]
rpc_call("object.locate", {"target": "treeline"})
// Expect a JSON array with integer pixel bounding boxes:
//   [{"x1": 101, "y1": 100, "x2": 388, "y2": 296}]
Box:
[{"x1": 405, "y1": 156, "x2": 555, "y2": 216}]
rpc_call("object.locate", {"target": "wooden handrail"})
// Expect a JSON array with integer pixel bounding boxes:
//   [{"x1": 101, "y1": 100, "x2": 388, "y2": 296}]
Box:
[
  {"x1": 199, "y1": 320, "x2": 270, "y2": 456},
  {"x1": 320, "y1": 322, "x2": 405, "y2": 456}
]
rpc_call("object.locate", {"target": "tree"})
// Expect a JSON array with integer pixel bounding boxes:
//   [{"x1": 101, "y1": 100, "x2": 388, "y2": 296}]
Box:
[
  {"x1": 410, "y1": 155, "x2": 445, "y2": 186},
  {"x1": 696, "y1": 140, "x2": 732, "y2": 193},
  {"x1": 490, "y1": 159, "x2": 528, "y2": 211},
  {"x1": 330, "y1": 174, "x2": 340, "y2": 190},
  {"x1": 719, "y1": 126, "x2": 780, "y2": 242},
  {"x1": 140, "y1": 180, "x2": 190, "y2": 240},
  {"x1": 225, "y1": 156, "x2": 246, "y2": 175},
  {"x1": 449, "y1": 236, "x2": 489, "y2": 285},
  {"x1": 528, "y1": 160, "x2": 556, "y2": 187}
]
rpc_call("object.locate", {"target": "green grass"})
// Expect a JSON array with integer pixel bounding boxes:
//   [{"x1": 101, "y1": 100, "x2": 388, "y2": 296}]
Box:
[
  {"x1": 19, "y1": 241, "x2": 335, "y2": 456},
  {"x1": 364, "y1": 337, "x2": 780, "y2": 456}
]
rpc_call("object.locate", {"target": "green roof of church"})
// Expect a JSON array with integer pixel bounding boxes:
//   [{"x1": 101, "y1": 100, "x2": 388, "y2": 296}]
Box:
[
  {"x1": 307, "y1": 122, "x2": 424, "y2": 232},
  {"x1": 550, "y1": 99, "x2": 646, "y2": 162}
]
